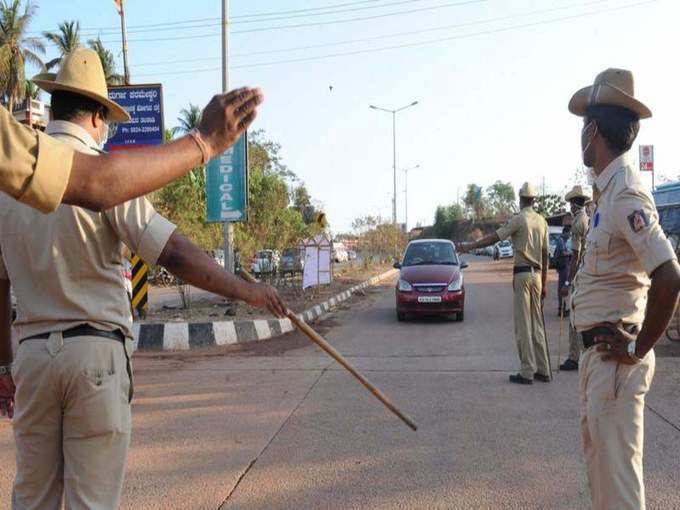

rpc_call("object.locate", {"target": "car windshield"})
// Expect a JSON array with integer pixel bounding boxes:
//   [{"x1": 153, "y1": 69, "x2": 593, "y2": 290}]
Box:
[
  {"x1": 499, "y1": 241, "x2": 511, "y2": 248},
  {"x1": 402, "y1": 242, "x2": 458, "y2": 266}
]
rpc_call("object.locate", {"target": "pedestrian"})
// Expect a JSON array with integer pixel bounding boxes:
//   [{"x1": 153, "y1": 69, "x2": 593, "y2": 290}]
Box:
[
  {"x1": 0, "y1": 71, "x2": 262, "y2": 214},
  {"x1": 568, "y1": 68, "x2": 680, "y2": 509},
  {"x1": 554, "y1": 225, "x2": 572, "y2": 316},
  {"x1": 0, "y1": 48, "x2": 287, "y2": 510},
  {"x1": 458, "y1": 183, "x2": 551, "y2": 385},
  {"x1": 559, "y1": 185, "x2": 591, "y2": 371}
]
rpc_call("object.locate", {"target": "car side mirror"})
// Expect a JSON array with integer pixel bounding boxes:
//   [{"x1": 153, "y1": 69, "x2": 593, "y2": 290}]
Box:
[
  {"x1": 393, "y1": 262, "x2": 402, "y2": 269},
  {"x1": 460, "y1": 261, "x2": 469, "y2": 269}
]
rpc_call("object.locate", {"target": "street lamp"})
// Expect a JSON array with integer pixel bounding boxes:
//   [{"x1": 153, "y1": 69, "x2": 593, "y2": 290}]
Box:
[
  {"x1": 369, "y1": 101, "x2": 418, "y2": 234},
  {"x1": 401, "y1": 164, "x2": 420, "y2": 232}
]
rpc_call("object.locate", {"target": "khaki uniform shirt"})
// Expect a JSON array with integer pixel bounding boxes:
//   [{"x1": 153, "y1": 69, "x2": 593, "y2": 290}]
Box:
[
  {"x1": 571, "y1": 208, "x2": 589, "y2": 266},
  {"x1": 496, "y1": 206, "x2": 549, "y2": 269},
  {"x1": 0, "y1": 104, "x2": 74, "y2": 213},
  {"x1": 572, "y1": 153, "x2": 676, "y2": 331},
  {"x1": 0, "y1": 120, "x2": 176, "y2": 340}
]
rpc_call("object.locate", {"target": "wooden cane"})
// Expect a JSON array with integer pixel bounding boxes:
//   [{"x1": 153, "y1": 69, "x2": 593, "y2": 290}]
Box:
[
  {"x1": 557, "y1": 306, "x2": 564, "y2": 374},
  {"x1": 239, "y1": 269, "x2": 418, "y2": 431}
]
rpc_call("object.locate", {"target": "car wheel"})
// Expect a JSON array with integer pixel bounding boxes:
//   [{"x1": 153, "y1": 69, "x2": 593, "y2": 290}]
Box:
[
  {"x1": 396, "y1": 311, "x2": 406, "y2": 322},
  {"x1": 456, "y1": 311, "x2": 464, "y2": 322}
]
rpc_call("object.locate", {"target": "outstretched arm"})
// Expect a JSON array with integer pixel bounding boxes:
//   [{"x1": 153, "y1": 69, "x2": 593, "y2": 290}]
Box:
[
  {"x1": 63, "y1": 88, "x2": 263, "y2": 211},
  {"x1": 157, "y1": 232, "x2": 287, "y2": 318},
  {"x1": 457, "y1": 232, "x2": 500, "y2": 253}
]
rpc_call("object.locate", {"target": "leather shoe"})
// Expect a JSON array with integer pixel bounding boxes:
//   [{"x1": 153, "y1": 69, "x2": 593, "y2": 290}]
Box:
[
  {"x1": 533, "y1": 372, "x2": 551, "y2": 383},
  {"x1": 559, "y1": 359, "x2": 579, "y2": 371},
  {"x1": 509, "y1": 373, "x2": 533, "y2": 385}
]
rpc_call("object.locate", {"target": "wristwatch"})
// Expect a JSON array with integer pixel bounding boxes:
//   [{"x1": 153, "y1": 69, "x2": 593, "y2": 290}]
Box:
[
  {"x1": 0, "y1": 364, "x2": 12, "y2": 376},
  {"x1": 627, "y1": 340, "x2": 643, "y2": 363}
]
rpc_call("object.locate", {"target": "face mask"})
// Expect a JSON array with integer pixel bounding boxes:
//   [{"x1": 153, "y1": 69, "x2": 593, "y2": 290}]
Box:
[
  {"x1": 581, "y1": 121, "x2": 597, "y2": 166},
  {"x1": 98, "y1": 121, "x2": 109, "y2": 150}
]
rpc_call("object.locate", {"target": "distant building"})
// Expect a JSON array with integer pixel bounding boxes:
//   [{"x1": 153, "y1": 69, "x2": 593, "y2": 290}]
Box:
[
  {"x1": 13, "y1": 98, "x2": 50, "y2": 130},
  {"x1": 653, "y1": 181, "x2": 680, "y2": 206}
]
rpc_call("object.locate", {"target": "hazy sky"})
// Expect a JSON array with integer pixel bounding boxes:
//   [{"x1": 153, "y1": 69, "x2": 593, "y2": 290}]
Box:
[{"x1": 28, "y1": 0, "x2": 677, "y2": 232}]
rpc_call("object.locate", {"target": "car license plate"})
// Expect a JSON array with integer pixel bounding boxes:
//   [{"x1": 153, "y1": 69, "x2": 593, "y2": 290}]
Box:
[{"x1": 418, "y1": 296, "x2": 442, "y2": 303}]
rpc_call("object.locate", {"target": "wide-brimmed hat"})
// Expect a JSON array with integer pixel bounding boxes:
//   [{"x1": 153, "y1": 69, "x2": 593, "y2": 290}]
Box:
[
  {"x1": 565, "y1": 185, "x2": 591, "y2": 202},
  {"x1": 32, "y1": 47, "x2": 130, "y2": 122},
  {"x1": 519, "y1": 182, "x2": 538, "y2": 198},
  {"x1": 568, "y1": 68, "x2": 651, "y2": 119}
]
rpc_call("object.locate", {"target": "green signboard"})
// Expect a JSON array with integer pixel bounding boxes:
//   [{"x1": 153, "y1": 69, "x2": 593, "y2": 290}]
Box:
[{"x1": 206, "y1": 133, "x2": 248, "y2": 223}]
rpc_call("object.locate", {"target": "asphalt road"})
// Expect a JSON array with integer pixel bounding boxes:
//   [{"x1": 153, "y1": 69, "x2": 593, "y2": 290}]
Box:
[{"x1": 1, "y1": 256, "x2": 679, "y2": 509}]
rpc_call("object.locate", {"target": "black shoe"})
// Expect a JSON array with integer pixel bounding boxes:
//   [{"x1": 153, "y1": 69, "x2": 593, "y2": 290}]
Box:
[
  {"x1": 509, "y1": 373, "x2": 533, "y2": 385},
  {"x1": 559, "y1": 359, "x2": 579, "y2": 371},
  {"x1": 533, "y1": 372, "x2": 552, "y2": 383}
]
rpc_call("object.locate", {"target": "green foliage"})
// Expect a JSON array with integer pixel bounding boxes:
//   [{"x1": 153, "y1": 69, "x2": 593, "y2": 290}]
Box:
[
  {"x1": 0, "y1": 0, "x2": 45, "y2": 112},
  {"x1": 42, "y1": 20, "x2": 80, "y2": 70},
  {"x1": 486, "y1": 180, "x2": 516, "y2": 217},
  {"x1": 171, "y1": 103, "x2": 201, "y2": 136},
  {"x1": 432, "y1": 203, "x2": 464, "y2": 238},
  {"x1": 352, "y1": 215, "x2": 407, "y2": 262},
  {"x1": 534, "y1": 194, "x2": 566, "y2": 217},
  {"x1": 464, "y1": 184, "x2": 486, "y2": 220}
]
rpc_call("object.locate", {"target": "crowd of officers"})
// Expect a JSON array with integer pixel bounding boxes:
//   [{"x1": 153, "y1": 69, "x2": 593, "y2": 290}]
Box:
[
  {"x1": 0, "y1": 46, "x2": 678, "y2": 510},
  {"x1": 460, "y1": 68, "x2": 680, "y2": 510}
]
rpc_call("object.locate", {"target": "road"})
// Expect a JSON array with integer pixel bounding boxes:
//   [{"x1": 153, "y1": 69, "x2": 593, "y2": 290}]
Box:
[{"x1": 1, "y1": 256, "x2": 679, "y2": 509}]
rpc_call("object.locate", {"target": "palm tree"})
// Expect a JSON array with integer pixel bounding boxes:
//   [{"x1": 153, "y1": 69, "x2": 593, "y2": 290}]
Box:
[
  {"x1": 172, "y1": 104, "x2": 202, "y2": 136},
  {"x1": 0, "y1": 0, "x2": 45, "y2": 112},
  {"x1": 24, "y1": 78, "x2": 38, "y2": 99},
  {"x1": 87, "y1": 37, "x2": 124, "y2": 85},
  {"x1": 42, "y1": 20, "x2": 80, "y2": 70}
]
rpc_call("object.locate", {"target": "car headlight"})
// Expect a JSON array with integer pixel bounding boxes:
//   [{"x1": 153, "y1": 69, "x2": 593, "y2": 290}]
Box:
[
  {"x1": 448, "y1": 274, "x2": 464, "y2": 292},
  {"x1": 398, "y1": 279, "x2": 413, "y2": 292}
]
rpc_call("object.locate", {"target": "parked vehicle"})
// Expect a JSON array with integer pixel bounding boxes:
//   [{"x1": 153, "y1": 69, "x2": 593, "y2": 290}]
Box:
[
  {"x1": 280, "y1": 248, "x2": 304, "y2": 274},
  {"x1": 333, "y1": 242, "x2": 349, "y2": 263},
  {"x1": 394, "y1": 239, "x2": 468, "y2": 322},
  {"x1": 251, "y1": 250, "x2": 280, "y2": 275},
  {"x1": 548, "y1": 226, "x2": 564, "y2": 268},
  {"x1": 497, "y1": 240, "x2": 514, "y2": 259},
  {"x1": 347, "y1": 250, "x2": 357, "y2": 261}
]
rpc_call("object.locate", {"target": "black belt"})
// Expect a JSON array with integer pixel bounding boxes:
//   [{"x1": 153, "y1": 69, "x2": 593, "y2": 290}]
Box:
[
  {"x1": 21, "y1": 324, "x2": 125, "y2": 344},
  {"x1": 581, "y1": 324, "x2": 638, "y2": 350},
  {"x1": 513, "y1": 266, "x2": 540, "y2": 274}
]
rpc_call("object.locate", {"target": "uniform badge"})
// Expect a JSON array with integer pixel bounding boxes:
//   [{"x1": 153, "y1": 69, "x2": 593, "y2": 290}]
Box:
[{"x1": 627, "y1": 209, "x2": 649, "y2": 233}]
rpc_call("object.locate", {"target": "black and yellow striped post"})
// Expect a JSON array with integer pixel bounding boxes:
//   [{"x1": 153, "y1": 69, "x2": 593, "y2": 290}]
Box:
[{"x1": 131, "y1": 254, "x2": 149, "y2": 319}]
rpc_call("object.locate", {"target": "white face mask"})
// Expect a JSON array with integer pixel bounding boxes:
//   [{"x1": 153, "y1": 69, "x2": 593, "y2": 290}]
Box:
[
  {"x1": 581, "y1": 121, "x2": 597, "y2": 168},
  {"x1": 98, "y1": 121, "x2": 109, "y2": 150}
]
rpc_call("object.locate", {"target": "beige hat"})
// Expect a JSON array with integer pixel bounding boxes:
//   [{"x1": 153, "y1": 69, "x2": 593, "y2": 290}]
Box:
[
  {"x1": 565, "y1": 185, "x2": 591, "y2": 202},
  {"x1": 568, "y1": 68, "x2": 651, "y2": 119},
  {"x1": 519, "y1": 182, "x2": 538, "y2": 198},
  {"x1": 33, "y1": 47, "x2": 130, "y2": 122}
]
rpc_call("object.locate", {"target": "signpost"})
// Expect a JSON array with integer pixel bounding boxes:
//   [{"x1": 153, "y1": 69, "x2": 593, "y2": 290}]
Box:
[
  {"x1": 639, "y1": 144, "x2": 655, "y2": 189},
  {"x1": 106, "y1": 83, "x2": 164, "y2": 318},
  {"x1": 105, "y1": 84, "x2": 164, "y2": 150},
  {"x1": 206, "y1": 133, "x2": 248, "y2": 223}
]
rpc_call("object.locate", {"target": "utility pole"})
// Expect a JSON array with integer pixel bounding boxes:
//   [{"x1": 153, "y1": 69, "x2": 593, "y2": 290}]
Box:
[
  {"x1": 401, "y1": 165, "x2": 420, "y2": 232},
  {"x1": 118, "y1": 0, "x2": 131, "y2": 84},
  {"x1": 221, "y1": 0, "x2": 234, "y2": 272},
  {"x1": 369, "y1": 101, "x2": 418, "y2": 257}
]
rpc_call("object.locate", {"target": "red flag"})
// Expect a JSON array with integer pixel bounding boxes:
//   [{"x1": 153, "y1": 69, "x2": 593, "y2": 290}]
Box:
[{"x1": 113, "y1": 0, "x2": 122, "y2": 14}]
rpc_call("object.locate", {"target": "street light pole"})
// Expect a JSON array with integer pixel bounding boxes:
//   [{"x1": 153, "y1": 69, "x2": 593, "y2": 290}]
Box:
[
  {"x1": 221, "y1": 0, "x2": 234, "y2": 272},
  {"x1": 369, "y1": 101, "x2": 418, "y2": 256},
  {"x1": 401, "y1": 165, "x2": 420, "y2": 232}
]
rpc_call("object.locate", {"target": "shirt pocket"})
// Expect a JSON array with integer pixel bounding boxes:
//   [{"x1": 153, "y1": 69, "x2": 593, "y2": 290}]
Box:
[{"x1": 582, "y1": 228, "x2": 611, "y2": 275}]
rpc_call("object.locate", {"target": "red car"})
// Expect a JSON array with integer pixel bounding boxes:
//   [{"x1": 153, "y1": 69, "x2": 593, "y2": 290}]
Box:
[{"x1": 394, "y1": 239, "x2": 468, "y2": 322}]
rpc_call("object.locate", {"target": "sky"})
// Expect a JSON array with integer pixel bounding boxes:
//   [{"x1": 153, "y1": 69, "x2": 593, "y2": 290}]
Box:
[{"x1": 26, "y1": 0, "x2": 679, "y2": 233}]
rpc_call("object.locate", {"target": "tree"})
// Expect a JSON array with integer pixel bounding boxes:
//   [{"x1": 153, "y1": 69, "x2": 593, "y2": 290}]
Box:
[
  {"x1": 352, "y1": 215, "x2": 407, "y2": 264},
  {"x1": 485, "y1": 180, "x2": 516, "y2": 218},
  {"x1": 23, "y1": 77, "x2": 37, "y2": 99},
  {"x1": 292, "y1": 184, "x2": 318, "y2": 224},
  {"x1": 0, "y1": 0, "x2": 45, "y2": 112},
  {"x1": 42, "y1": 20, "x2": 80, "y2": 70},
  {"x1": 464, "y1": 184, "x2": 486, "y2": 220},
  {"x1": 432, "y1": 203, "x2": 464, "y2": 238},
  {"x1": 534, "y1": 194, "x2": 566, "y2": 218},
  {"x1": 87, "y1": 37, "x2": 123, "y2": 85},
  {"x1": 171, "y1": 103, "x2": 201, "y2": 136}
]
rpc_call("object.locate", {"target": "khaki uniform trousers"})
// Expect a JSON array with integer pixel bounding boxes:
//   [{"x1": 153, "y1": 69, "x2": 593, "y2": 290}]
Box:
[
  {"x1": 11, "y1": 332, "x2": 132, "y2": 510},
  {"x1": 580, "y1": 346, "x2": 655, "y2": 510},
  {"x1": 512, "y1": 271, "x2": 550, "y2": 379},
  {"x1": 568, "y1": 324, "x2": 582, "y2": 363}
]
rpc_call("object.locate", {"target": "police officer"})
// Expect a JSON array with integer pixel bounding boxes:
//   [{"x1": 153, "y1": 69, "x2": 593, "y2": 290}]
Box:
[
  {"x1": 0, "y1": 79, "x2": 262, "y2": 214},
  {"x1": 0, "y1": 48, "x2": 286, "y2": 509},
  {"x1": 568, "y1": 68, "x2": 680, "y2": 509},
  {"x1": 559, "y1": 185, "x2": 591, "y2": 371},
  {"x1": 458, "y1": 183, "x2": 551, "y2": 385}
]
